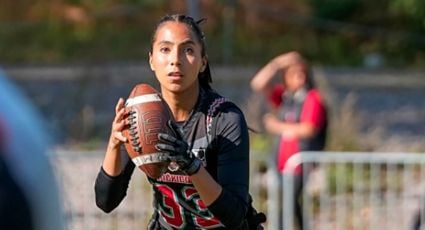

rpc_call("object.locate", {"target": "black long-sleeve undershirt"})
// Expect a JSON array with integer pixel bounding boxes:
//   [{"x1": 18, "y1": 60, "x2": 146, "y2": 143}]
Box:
[{"x1": 94, "y1": 148, "x2": 134, "y2": 213}]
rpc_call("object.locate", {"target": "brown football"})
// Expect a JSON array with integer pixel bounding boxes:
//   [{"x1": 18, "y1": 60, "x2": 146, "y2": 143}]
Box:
[{"x1": 123, "y1": 83, "x2": 174, "y2": 179}]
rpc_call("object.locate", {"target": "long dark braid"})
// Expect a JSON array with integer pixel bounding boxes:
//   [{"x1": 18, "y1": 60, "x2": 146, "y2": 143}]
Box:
[{"x1": 151, "y1": 14, "x2": 212, "y2": 90}]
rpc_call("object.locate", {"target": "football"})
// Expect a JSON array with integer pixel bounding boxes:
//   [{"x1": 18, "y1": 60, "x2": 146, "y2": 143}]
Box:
[{"x1": 123, "y1": 83, "x2": 174, "y2": 179}]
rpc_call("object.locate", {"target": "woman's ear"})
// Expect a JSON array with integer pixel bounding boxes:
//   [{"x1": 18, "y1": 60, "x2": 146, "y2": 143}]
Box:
[
  {"x1": 149, "y1": 52, "x2": 155, "y2": 71},
  {"x1": 200, "y1": 57, "x2": 207, "y2": 73}
]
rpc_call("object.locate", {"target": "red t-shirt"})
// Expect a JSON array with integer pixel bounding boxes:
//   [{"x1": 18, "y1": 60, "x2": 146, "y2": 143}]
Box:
[{"x1": 268, "y1": 85, "x2": 326, "y2": 173}]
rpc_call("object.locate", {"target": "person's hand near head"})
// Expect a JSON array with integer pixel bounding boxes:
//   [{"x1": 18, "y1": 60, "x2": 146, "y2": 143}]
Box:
[
  {"x1": 250, "y1": 51, "x2": 304, "y2": 93},
  {"x1": 251, "y1": 51, "x2": 319, "y2": 139},
  {"x1": 271, "y1": 51, "x2": 303, "y2": 69}
]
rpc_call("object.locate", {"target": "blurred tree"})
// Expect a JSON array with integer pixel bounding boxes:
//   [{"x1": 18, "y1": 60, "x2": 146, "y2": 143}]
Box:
[
  {"x1": 308, "y1": 0, "x2": 359, "y2": 20},
  {"x1": 0, "y1": 0, "x2": 423, "y2": 66},
  {"x1": 390, "y1": 0, "x2": 425, "y2": 23}
]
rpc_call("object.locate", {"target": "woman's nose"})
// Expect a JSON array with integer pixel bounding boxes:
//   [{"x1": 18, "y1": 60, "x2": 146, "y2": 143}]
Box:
[{"x1": 170, "y1": 49, "x2": 181, "y2": 66}]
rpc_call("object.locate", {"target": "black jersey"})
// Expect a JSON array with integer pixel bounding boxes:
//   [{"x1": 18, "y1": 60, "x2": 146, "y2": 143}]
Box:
[{"x1": 95, "y1": 88, "x2": 250, "y2": 229}]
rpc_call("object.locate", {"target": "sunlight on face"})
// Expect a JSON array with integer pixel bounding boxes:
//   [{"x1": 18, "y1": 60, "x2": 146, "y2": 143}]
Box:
[
  {"x1": 283, "y1": 64, "x2": 307, "y2": 92},
  {"x1": 149, "y1": 21, "x2": 206, "y2": 94}
]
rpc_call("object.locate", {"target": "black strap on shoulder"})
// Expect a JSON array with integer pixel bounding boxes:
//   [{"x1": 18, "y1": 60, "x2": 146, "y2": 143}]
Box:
[
  {"x1": 206, "y1": 97, "x2": 238, "y2": 147},
  {"x1": 204, "y1": 97, "x2": 235, "y2": 179}
]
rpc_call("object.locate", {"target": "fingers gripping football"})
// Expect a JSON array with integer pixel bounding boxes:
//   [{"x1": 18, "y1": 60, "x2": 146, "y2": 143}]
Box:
[
  {"x1": 122, "y1": 84, "x2": 175, "y2": 179},
  {"x1": 156, "y1": 133, "x2": 188, "y2": 157},
  {"x1": 155, "y1": 121, "x2": 202, "y2": 175},
  {"x1": 110, "y1": 98, "x2": 127, "y2": 146}
]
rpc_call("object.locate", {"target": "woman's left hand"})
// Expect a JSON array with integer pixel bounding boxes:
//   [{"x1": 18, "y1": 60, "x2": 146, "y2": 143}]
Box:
[
  {"x1": 263, "y1": 113, "x2": 282, "y2": 135},
  {"x1": 263, "y1": 113, "x2": 296, "y2": 138},
  {"x1": 155, "y1": 121, "x2": 202, "y2": 175}
]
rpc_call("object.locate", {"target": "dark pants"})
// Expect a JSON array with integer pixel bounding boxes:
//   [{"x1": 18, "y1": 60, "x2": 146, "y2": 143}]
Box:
[
  {"x1": 293, "y1": 173, "x2": 305, "y2": 230},
  {"x1": 279, "y1": 169, "x2": 308, "y2": 230}
]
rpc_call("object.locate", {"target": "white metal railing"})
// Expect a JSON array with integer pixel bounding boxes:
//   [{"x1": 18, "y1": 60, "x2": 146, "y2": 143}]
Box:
[
  {"x1": 52, "y1": 150, "x2": 153, "y2": 230},
  {"x1": 267, "y1": 152, "x2": 425, "y2": 230},
  {"x1": 53, "y1": 150, "x2": 425, "y2": 230}
]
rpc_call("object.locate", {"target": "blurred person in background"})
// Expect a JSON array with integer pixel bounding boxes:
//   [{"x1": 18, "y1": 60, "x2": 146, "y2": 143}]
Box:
[
  {"x1": 250, "y1": 51, "x2": 328, "y2": 229},
  {"x1": 94, "y1": 14, "x2": 265, "y2": 229},
  {"x1": 0, "y1": 70, "x2": 65, "y2": 230}
]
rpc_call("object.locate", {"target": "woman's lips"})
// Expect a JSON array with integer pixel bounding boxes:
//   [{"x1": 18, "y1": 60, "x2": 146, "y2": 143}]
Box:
[
  {"x1": 168, "y1": 72, "x2": 183, "y2": 80},
  {"x1": 168, "y1": 71, "x2": 183, "y2": 77}
]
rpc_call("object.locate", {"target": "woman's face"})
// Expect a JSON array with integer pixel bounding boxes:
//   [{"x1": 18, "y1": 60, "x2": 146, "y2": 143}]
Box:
[
  {"x1": 149, "y1": 21, "x2": 206, "y2": 94},
  {"x1": 282, "y1": 64, "x2": 307, "y2": 92}
]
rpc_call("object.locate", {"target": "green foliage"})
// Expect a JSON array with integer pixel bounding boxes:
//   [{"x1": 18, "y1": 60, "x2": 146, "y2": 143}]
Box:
[
  {"x1": 0, "y1": 1, "x2": 423, "y2": 66},
  {"x1": 326, "y1": 163, "x2": 410, "y2": 197},
  {"x1": 389, "y1": 0, "x2": 425, "y2": 24},
  {"x1": 309, "y1": 0, "x2": 360, "y2": 19},
  {"x1": 327, "y1": 163, "x2": 355, "y2": 195},
  {"x1": 250, "y1": 133, "x2": 274, "y2": 153}
]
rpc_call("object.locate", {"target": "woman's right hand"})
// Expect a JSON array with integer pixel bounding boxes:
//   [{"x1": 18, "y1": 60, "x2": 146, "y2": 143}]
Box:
[
  {"x1": 103, "y1": 98, "x2": 128, "y2": 176},
  {"x1": 271, "y1": 51, "x2": 303, "y2": 69},
  {"x1": 251, "y1": 51, "x2": 304, "y2": 92},
  {"x1": 108, "y1": 98, "x2": 128, "y2": 150}
]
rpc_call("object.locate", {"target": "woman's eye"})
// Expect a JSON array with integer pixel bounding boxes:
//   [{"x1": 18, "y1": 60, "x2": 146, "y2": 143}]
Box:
[
  {"x1": 184, "y1": 47, "x2": 194, "y2": 54},
  {"x1": 159, "y1": 47, "x2": 170, "y2": 53}
]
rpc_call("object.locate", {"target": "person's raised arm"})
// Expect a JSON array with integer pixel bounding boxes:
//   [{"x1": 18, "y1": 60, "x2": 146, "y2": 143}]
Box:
[{"x1": 250, "y1": 51, "x2": 304, "y2": 92}]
